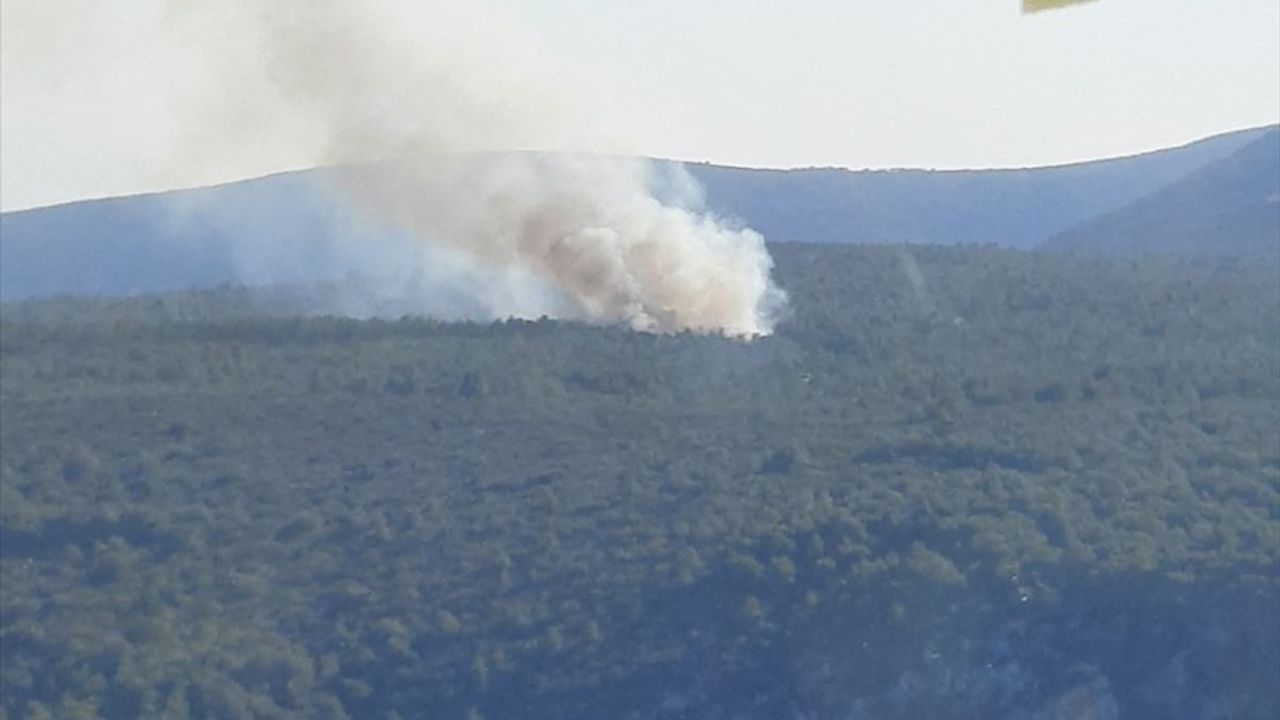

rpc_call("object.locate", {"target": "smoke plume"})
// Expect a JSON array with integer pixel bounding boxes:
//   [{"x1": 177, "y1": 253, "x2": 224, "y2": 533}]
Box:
[{"x1": 172, "y1": 1, "x2": 786, "y2": 335}]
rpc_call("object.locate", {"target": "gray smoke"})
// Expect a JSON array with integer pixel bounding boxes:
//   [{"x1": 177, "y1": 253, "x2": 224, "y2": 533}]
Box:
[{"x1": 174, "y1": 1, "x2": 786, "y2": 335}]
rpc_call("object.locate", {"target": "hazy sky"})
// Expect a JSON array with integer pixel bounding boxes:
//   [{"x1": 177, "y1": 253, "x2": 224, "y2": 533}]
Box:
[{"x1": 2, "y1": 0, "x2": 1278, "y2": 211}]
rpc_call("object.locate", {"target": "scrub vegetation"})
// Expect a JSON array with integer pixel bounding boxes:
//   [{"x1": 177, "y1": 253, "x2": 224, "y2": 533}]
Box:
[{"x1": 2, "y1": 243, "x2": 1277, "y2": 719}]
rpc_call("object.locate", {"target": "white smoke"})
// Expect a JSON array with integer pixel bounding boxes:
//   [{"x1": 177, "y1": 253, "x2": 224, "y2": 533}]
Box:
[
  {"x1": 330, "y1": 154, "x2": 779, "y2": 334},
  {"x1": 170, "y1": 1, "x2": 786, "y2": 336}
]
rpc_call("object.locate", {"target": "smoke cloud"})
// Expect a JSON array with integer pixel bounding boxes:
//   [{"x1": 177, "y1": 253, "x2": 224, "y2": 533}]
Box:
[{"x1": 168, "y1": 1, "x2": 786, "y2": 336}]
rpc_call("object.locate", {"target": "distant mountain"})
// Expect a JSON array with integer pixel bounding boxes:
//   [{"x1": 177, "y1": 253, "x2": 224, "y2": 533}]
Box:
[
  {"x1": 0, "y1": 172, "x2": 363, "y2": 300},
  {"x1": 685, "y1": 125, "x2": 1274, "y2": 247},
  {"x1": 1043, "y1": 128, "x2": 1280, "y2": 258},
  {"x1": 1, "y1": 126, "x2": 1272, "y2": 300}
]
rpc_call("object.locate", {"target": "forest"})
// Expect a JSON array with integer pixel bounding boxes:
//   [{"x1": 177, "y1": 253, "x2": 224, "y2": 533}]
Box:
[{"x1": 1, "y1": 242, "x2": 1278, "y2": 719}]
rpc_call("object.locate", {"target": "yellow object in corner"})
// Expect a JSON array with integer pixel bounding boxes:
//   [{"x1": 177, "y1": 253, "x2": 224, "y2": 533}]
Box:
[{"x1": 1022, "y1": 0, "x2": 1098, "y2": 13}]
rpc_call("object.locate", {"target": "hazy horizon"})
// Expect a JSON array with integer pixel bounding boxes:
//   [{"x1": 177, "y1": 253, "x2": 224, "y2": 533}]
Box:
[
  {"x1": 3, "y1": 0, "x2": 1278, "y2": 212},
  {"x1": 3, "y1": 122, "x2": 1275, "y2": 216}
]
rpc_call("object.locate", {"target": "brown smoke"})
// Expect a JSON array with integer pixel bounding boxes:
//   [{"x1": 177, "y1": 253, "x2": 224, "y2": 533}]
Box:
[{"x1": 192, "y1": 1, "x2": 788, "y2": 334}]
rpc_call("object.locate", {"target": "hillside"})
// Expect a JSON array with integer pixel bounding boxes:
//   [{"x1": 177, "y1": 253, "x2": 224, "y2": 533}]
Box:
[
  {"x1": 2, "y1": 243, "x2": 1277, "y2": 719},
  {"x1": 1044, "y1": 128, "x2": 1280, "y2": 258},
  {"x1": 1, "y1": 126, "x2": 1271, "y2": 301},
  {"x1": 0, "y1": 172, "x2": 361, "y2": 301},
  {"x1": 686, "y1": 125, "x2": 1273, "y2": 246}
]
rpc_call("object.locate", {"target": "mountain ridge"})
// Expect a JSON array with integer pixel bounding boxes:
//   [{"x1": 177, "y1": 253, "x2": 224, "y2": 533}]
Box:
[
  {"x1": 11, "y1": 124, "x2": 1275, "y2": 215},
  {"x1": 1043, "y1": 127, "x2": 1280, "y2": 257},
  {"x1": 2, "y1": 125, "x2": 1275, "y2": 301}
]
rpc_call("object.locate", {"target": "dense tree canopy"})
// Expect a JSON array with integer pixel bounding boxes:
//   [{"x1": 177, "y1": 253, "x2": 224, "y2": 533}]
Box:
[{"x1": 1, "y1": 243, "x2": 1277, "y2": 719}]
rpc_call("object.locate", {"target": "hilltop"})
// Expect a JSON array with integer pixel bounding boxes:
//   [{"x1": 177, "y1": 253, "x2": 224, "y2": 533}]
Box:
[
  {"x1": 686, "y1": 125, "x2": 1273, "y2": 246},
  {"x1": 1, "y1": 126, "x2": 1273, "y2": 302},
  {"x1": 1045, "y1": 128, "x2": 1280, "y2": 258}
]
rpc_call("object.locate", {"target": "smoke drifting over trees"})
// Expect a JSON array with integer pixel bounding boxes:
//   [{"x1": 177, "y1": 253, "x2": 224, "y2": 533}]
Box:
[{"x1": 164, "y1": 1, "x2": 787, "y2": 334}]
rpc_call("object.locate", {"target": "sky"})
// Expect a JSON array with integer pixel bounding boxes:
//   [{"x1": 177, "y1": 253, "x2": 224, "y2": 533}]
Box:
[{"x1": 2, "y1": 0, "x2": 1278, "y2": 212}]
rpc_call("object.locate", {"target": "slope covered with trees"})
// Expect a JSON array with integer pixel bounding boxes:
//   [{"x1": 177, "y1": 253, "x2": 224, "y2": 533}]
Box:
[
  {"x1": 1045, "y1": 128, "x2": 1280, "y2": 259},
  {"x1": 686, "y1": 124, "x2": 1273, "y2": 247},
  {"x1": 2, "y1": 243, "x2": 1278, "y2": 719}
]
